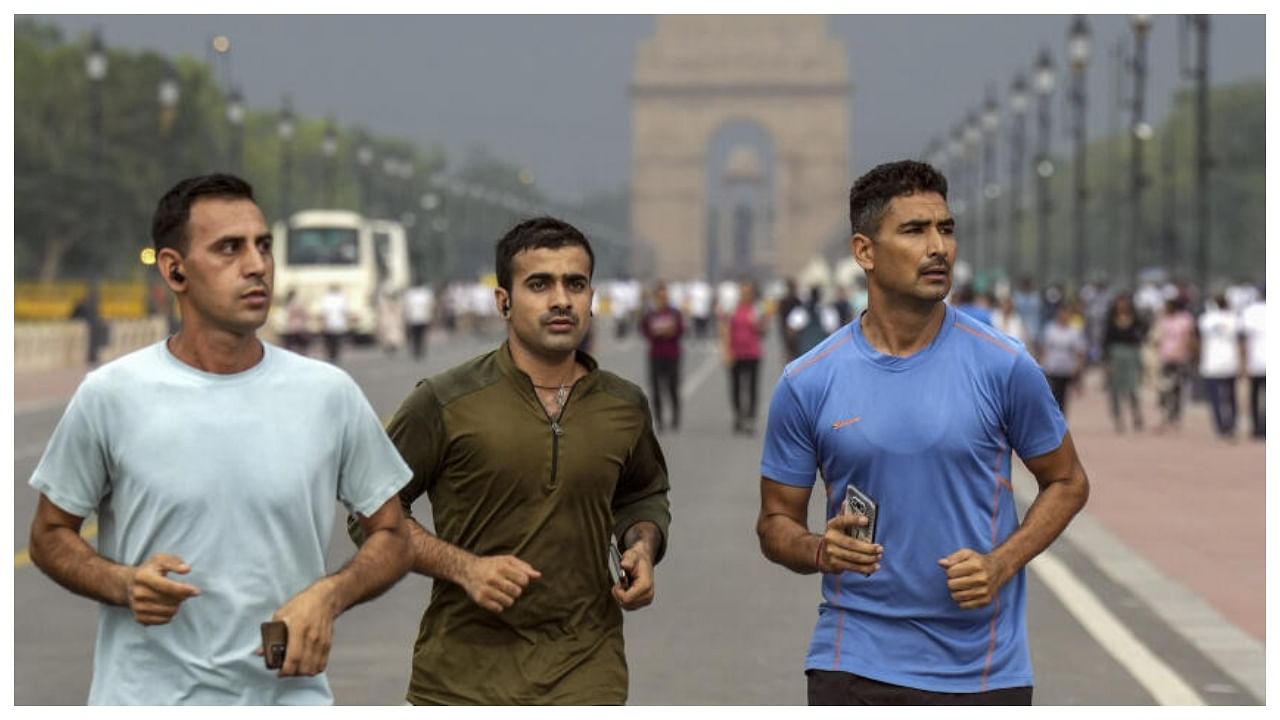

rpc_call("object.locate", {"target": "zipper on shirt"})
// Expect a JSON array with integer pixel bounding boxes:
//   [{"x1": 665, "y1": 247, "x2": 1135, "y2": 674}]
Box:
[{"x1": 547, "y1": 420, "x2": 563, "y2": 491}]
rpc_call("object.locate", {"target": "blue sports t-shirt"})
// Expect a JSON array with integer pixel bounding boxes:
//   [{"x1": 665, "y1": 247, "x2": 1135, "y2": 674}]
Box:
[{"x1": 760, "y1": 304, "x2": 1067, "y2": 693}]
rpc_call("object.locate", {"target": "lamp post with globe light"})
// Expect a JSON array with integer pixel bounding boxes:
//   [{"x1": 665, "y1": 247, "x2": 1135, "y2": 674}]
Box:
[
  {"x1": 1129, "y1": 14, "x2": 1153, "y2": 281},
  {"x1": 1033, "y1": 47, "x2": 1056, "y2": 287},
  {"x1": 1068, "y1": 16, "x2": 1091, "y2": 289},
  {"x1": 1007, "y1": 73, "x2": 1029, "y2": 279}
]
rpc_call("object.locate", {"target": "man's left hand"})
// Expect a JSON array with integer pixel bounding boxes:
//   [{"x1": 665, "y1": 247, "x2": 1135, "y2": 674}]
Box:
[
  {"x1": 612, "y1": 545, "x2": 655, "y2": 610},
  {"x1": 938, "y1": 548, "x2": 1009, "y2": 609},
  {"x1": 262, "y1": 578, "x2": 341, "y2": 677}
]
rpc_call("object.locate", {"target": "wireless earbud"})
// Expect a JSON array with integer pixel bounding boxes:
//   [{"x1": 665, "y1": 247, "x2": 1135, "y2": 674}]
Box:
[
  {"x1": 501, "y1": 302, "x2": 510, "y2": 317},
  {"x1": 169, "y1": 266, "x2": 185, "y2": 283}
]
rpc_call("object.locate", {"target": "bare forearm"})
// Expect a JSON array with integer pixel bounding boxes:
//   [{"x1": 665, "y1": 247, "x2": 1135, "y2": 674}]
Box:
[
  {"x1": 991, "y1": 476, "x2": 1088, "y2": 579},
  {"x1": 757, "y1": 514, "x2": 821, "y2": 575},
  {"x1": 405, "y1": 517, "x2": 476, "y2": 584},
  {"x1": 325, "y1": 523, "x2": 411, "y2": 614},
  {"x1": 30, "y1": 528, "x2": 130, "y2": 607}
]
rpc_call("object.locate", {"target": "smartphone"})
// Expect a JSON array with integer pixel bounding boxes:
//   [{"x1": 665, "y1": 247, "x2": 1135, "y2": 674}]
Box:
[
  {"x1": 608, "y1": 541, "x2": 631, "y2": 590},
  {"x1": 260, "y1": 621, "x2": 288, "y2": 670},
  {"x1": 843, "y1": 483, "x2": 878, "y2": 544}
]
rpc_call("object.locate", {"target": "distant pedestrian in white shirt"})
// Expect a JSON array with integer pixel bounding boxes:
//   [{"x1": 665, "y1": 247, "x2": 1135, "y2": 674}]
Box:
[
  {"x1": 1196, "y1": 294, "x2": 1242, "y2": 440},
  {"x1": 320, "y1": 285, "x2": 349, "y2": 364},
  {"x1": 403, "y1": 283, "x2": 435, "y2": 361}
]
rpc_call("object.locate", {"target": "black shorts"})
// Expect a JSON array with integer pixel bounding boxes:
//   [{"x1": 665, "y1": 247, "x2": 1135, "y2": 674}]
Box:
[{"x1": 806, "y1": 669, "x2": 1032, "y2": 706}]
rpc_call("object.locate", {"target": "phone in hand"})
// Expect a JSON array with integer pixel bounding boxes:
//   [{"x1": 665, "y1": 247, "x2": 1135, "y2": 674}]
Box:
[
  {"x1": 843, "y1": 484, "x2": 878, "y2": 544},
  {"x1": 260, "y1": 620, "x2": 288, "y2": 670},
  {"x1": 608, "y1": 540, "x2": 631, "y2": 590}
]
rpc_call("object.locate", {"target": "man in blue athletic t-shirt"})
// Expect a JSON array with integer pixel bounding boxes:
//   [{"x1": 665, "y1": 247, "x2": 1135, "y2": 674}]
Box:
[{"x1": 756, "y1": 160, "x2": 1089, "y2": 705}]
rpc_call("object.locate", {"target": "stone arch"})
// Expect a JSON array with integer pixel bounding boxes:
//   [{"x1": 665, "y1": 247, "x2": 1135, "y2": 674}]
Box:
[{"x1": 630, "y1": 16, "x2": 851, "y2": 280}]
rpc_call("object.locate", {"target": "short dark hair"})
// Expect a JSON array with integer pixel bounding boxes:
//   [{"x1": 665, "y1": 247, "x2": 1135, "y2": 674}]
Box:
[
  {"x1": 849, "y1": 160, "x2": 948, "y2": 239},
  {"x1": 494, "y1": 216, "x2": 595, "y2": 291},
  {"x1": 151, "y1": 173, "x2": 256, "y2": 254}
]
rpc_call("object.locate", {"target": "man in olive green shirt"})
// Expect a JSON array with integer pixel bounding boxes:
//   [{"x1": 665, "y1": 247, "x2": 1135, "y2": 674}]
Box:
[{"x1": 361, "y1": 217, "x2": 670, "y2": 704}]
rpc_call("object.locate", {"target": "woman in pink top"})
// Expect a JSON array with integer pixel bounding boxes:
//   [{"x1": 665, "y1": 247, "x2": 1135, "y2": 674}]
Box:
[
  {"x1": 721, "y1": 280, "x2": 767, "y2": 435},
  {"x1": 1153, "y1": 297, "x2": 1195, "y2": 430}
]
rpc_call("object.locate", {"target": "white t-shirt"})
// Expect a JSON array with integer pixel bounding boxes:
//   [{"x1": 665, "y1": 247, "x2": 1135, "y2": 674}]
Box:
[
  {"x1": 320, "y1": 291, "x2": 348, "y2": 333},
  {"x1": 1198, "y1": 308, "x2": 1241, "y2": 378},
  {"x1": 29, "y1": 341, "x2": 411, "y2": 704},
  {"x1": 1240, "y1": 301, "x2": 1266, "y2": 377},
  {"x1": 403, "y1": 286, "x2": 435, "y2": 325}
]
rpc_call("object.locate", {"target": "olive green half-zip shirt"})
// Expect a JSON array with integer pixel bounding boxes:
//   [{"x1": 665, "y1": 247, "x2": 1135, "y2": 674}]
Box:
[{"x1": 368, "y1": 342, "x2": 670, "y2": 705}]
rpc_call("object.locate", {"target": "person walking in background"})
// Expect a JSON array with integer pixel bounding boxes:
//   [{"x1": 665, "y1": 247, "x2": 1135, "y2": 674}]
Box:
[
  {"x1": 1102, "y1": 293, "x2": 1147, "y2": 433},
  {"x1": 1038, "y1": 304, "x2": 1087, "y2": 416},
  {"x1": 641, "y1": 281, "x2": 684, "y2": 433},
  {"x1": 376, "y1": 287, "x2": 406, "y2": 357},
  {"x1": 1152, "y1": 296, "x2": 1196, "y2": 431},
  {"x1": 319, "y1": 284, "x2": 349, "y2": 365},
  {"x1": 1196, "y1": 293, "x2": 1242, "y2": 440},
  {"x1": 1012, "y1": 276, "x2": 1043, "y2": 346},
  {"x1": 71, "y1": 281, "x2": 111, "y2": 368},
  {"x1": 787, "y1": 285, "x2": 838, "y2": 359},
  {"x1": 403, "y1": 280, "x2": 435, "y2": 361},
  {"x1": 1240, "y1": 287, "x2": 1265, "y2": 439},
  {"x1": 992, "y1": 294, "x2": 1028, "y2": 345},
  {"x1": 776, "y1": 277, "x2": 803, "y2": 361},
  {"x1": 281, "y1": 287, "x2": 311, "y2": 356},
  {"x1": 721, "y1": 279, "x2": 766, "y2": 435}
]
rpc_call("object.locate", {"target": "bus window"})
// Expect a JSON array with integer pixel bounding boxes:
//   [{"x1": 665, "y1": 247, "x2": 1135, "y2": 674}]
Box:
[{"x1": 287, "y1": 227, "x2": 360, "y2": 266}]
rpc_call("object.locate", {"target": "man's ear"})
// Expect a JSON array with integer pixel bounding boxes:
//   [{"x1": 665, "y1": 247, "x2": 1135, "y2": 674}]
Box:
[
  {"x1": 851, "y1": 233, "x2": 874, "y2": 273},
  {"x1": 157, "y1": 248, "x2": 186, "y2": 292},
  {"x1": 494, "y1": 287, "x2": 511, "y2": 318}
]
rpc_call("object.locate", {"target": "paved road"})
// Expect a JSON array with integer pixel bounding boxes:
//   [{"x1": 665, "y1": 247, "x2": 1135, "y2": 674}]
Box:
[{"x1": 11, "y1": 329, "x2": 1264, "y2": 705}]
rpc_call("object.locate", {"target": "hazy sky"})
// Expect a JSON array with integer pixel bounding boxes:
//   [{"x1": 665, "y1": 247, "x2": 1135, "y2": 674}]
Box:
[{"x1": 38, "y1": 14, "x2": 1267, "y2": 200}]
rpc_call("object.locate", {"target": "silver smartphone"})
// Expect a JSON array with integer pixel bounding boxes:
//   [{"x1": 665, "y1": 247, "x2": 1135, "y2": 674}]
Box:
[
  {"x1": 843, "y1": 483, "x2": 878, "y2": 544},
  {"x1": 608, "y1": 540, "x2": 631, "y2": 590}
]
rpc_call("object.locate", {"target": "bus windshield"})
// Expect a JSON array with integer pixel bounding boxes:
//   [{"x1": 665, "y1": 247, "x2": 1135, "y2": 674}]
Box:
[{"x1": 287, "y1": 227, "x2": 360, "y2": 266}]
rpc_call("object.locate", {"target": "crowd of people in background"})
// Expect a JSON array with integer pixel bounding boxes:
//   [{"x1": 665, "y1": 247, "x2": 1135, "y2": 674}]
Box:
[{"x1": 268, "y1": 268, "x2": 1264, "y2": 445}]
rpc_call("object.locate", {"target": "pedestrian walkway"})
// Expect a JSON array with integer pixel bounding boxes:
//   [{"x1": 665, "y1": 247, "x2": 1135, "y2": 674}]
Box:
[{"x1": 1057, "y1": 370, "x2": 1265, "y2": 643}]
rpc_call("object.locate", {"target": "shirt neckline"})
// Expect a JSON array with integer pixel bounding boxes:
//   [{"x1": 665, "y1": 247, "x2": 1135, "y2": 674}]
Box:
[
  {"x1": 159, "y1": 337, "x2": 272, "y2": 383},
  {"x1": 851, "y1": 304, "x2": 955, "y2": 372}
]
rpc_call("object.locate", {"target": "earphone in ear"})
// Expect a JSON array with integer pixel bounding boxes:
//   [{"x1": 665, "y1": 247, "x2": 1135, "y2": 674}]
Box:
[
  {"x1": 169, "y1": 266, "x2": 185, "y2": 283},
  {"x1": 501, "y1": 302, "x2": 510, "y2": 317}
]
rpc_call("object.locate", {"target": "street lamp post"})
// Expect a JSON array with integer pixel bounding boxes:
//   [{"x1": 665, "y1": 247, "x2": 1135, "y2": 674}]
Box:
[
  {"x1": 980, "y1": 91, "x2": 1000, "y2": 284},
  {"x1": 963, "y1": 112, "x2": 982, "y2": 278},
  {"x1": 322, "y1": 119, "x2": 338, "y2": 207},
  {"x1": 1182, "y1": 14, "x2": 1211, "y2": 295},
  {"x1": 86, "y1": 28, "x2": 107, "y2": 280},
  {"x1": 157, "y1": 62, "x2": 180, "y2": 172},
  {"x1": 1008, "y1": 74, "x2": 1029, "y2": 279},
  {"x1": 357, "y1": 140, "x2": 375, "y2": 213},
  {"x1": 1068, "y1": 15, "x2": 1091, "y2": 290},
  {"x1": 277, "y1": 96, "x2": 294, "y2": 221},
  {"x1": 1129, "y1": 14, "x2": 1153, "y2": 283},
  {"x1": 1034, "y1": 48, "x2": 1057, "y2": 287},
  {"x1": 226, "y1": 85, "x2": 244, "y2": 173}
]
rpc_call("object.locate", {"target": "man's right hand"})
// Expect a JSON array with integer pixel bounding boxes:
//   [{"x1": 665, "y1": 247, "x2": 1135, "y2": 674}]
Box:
[
  {"x1": 819, "y1": 515, "x2": 883, "y2": 576},
  {"x1": 125, "y1": 553, "x2": 201, "y2": 625},
  {"x1": 459, "y1": 555, "x2": 541, "y2": 613}
]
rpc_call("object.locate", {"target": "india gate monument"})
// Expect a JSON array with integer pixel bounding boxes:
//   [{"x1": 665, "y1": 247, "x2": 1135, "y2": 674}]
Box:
[{"x1": 630, "y1": 15, "x2": 852, "y2": 280}]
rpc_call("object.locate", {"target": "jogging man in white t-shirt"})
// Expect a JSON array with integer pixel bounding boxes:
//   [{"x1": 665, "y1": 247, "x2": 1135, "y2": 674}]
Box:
[{"x1": 27, "y1": 173, "x2": 413, "y2": 704}]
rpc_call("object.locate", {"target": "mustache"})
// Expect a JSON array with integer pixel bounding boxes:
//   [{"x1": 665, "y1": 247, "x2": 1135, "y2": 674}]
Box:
[
  {"x1": 540, "y1": 310, "x2": 579, "y2": 324},
  {"x1": 918, "y1": 262, "x2": 951, "y2": 273}
]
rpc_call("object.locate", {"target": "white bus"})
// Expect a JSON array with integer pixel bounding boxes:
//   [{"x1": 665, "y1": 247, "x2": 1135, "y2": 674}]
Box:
[{"x1": 269, "y1": 209, "x2": 410, "y2": 341}]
